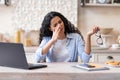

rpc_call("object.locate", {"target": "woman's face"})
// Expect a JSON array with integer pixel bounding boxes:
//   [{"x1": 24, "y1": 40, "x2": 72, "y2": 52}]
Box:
[{"x1": 50, "y1": 16, "x2": 65, "y2": 34}]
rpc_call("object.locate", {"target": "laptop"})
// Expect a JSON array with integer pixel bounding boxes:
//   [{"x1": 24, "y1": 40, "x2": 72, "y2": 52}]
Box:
[{"x1": 0, "y1": 42, "x2": 47, "y2": 70}]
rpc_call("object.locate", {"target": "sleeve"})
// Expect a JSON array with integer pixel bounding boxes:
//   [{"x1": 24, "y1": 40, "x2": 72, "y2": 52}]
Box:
[
  {"x1": 34, "y1": 38, "x2": 48, "y2": 63},
  {"x1": 77, "y1": 35, "x2": 92, "y2": 63}
]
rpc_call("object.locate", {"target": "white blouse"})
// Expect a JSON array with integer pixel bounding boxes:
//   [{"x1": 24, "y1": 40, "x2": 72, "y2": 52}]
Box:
[{"x1": 52, "y1": 38, "x2": 69, "y2": 62}]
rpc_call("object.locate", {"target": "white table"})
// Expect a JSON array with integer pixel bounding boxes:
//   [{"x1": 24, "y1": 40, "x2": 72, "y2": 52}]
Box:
[{"x1": 0, "y1": 62, "x2": 120, "y2": 80}]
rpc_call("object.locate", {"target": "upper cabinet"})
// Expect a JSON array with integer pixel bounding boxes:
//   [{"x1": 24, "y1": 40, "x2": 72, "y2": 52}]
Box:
[{"x1": 81, "y1": 0, "x2": 120, "y2": 7}]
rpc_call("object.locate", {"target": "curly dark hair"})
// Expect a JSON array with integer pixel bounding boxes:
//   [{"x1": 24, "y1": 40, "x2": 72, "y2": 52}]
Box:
[{"x1": 39, "y1": 11, "x2": 83, "y2": 43}]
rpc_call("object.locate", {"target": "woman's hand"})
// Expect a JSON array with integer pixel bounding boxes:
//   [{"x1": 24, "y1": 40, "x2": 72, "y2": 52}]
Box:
[
  {"x1": 84, "y1": 26, "x2": 100, "y2": 54},
  {"x1": 42, "y1": 26, "x2": 61, "y2": 55},
  {"x1": 87, "y1": 26, "x2": 100, "y2": 36},
  {"x1": 51, "y1": 26, "x2": 61, "y2": 42}
]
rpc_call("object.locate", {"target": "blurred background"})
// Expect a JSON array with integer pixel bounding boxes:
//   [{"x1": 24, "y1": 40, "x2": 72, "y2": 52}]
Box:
[{"x1": 0, "y1": 0, "x2": 120, "y2": 47}]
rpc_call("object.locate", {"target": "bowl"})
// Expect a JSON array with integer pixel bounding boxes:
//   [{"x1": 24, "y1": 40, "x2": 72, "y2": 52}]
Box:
[{"x1": 100, "y1": 28, "x2": 113, "y2": 35}]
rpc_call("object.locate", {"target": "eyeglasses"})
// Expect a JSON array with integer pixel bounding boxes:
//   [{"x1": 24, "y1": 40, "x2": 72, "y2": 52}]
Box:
[{"x1": 95, "y1": 31, "x2": 103, "y2": 45}]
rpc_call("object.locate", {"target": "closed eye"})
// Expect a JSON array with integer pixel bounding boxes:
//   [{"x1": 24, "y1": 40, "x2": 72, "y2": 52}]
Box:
[
  {"x1": 53, "y1": 20, "x2": 62, "y2": 27},
  {"x1": 53, "y1": 23, "x2": 57, "y2": 27}
]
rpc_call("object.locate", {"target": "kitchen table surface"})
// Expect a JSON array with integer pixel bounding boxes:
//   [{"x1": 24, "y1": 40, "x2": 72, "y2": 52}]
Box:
[{"x1": 0, "y1": 62, "x2": 120, "y2": 80}]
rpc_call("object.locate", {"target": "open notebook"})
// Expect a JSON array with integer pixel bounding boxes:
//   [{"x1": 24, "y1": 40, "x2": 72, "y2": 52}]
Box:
[{"x1": 74, "y1": 63, "x2": 109, "y2": 71}]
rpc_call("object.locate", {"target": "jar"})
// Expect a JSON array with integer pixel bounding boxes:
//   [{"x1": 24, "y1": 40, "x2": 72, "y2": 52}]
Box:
[
  {"x1": 24, "y1": 30, "x2": 32, "y2": 47},
  {"x1": 14, "y1": 30, "x2": 21, "y2": 43},
  {"x1": 24, "y1": 38, "x2": 32, "y2": 47}
]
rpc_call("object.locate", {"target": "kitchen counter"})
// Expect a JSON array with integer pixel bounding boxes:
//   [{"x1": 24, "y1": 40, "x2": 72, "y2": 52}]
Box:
[
  {"x1": 24, "y1": 46, "x2": 120, "y2": 63},
  {"x1": 90, "y1": 47, "x2": 120, "y2": 63},
  {"x1": 0, "y1": 62, "x2": 120, "y2": 80},
  {"x1": 24, "y1": 46, "x2": 38, "y2": 53},
  {"x1": 24, "y1": 46, "x2": 120, "y2": 53},
  {"x1": 92, "y1": 47, "x2": 120, "y2": 53}
]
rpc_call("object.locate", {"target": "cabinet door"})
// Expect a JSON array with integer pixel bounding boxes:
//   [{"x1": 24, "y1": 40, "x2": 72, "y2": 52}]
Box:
[
  {"x1": 97, "y1": 53, "x2": 120, "y2": 63},
  {"x1": 25, "y1": 53, "x2": 34, "y2": 63},
  {"x1": 89, "y1": 54, "x2": 95, "y2": 62}
]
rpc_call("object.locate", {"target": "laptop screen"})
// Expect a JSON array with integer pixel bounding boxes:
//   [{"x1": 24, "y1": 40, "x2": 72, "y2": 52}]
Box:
[{"x1": 0, "y1": 42, "x2": 29, "y2": 69}]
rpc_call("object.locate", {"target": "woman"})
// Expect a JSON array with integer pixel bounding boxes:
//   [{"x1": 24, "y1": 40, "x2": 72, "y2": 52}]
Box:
[{"x1": 34, "y1": 11, "x2": 99, "y2": 63}]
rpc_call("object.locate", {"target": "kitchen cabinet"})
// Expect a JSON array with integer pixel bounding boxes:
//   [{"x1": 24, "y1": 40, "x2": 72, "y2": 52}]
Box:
[
  {"x1": 78, "y1": 48, "x2": 120, "y2": 63},
  {"x1": 25, "y1": 52, "x2": 34, "y2": 63},
  {"x1": 25, "y1": 47, "x2": 120, "y2": 63},
  {"x1": 81, "y1": 0, "x2": 120, "y2": 7},
  {"x1": 24, "y1": 47, "x2": 38, "y2": 63},
  {"x1": 96, "y1": 53, "x2": 120, "y2": 62},
  {"x1": 91, "y1": 48, "x2": 120, "y2": 63}
]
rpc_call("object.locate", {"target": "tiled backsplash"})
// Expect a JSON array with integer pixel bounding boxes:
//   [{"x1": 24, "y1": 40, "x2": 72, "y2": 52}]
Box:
[
  {"x1": 12, "y1": 0, "x2": 78, "y2": 31},
  {"x1": 0, "y1": 0, "x2": 78, "y2": 46}
]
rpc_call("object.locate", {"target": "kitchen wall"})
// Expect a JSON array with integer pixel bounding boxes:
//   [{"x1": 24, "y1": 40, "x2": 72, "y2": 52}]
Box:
[
  {"x1": 78, "y1": 1, "x2": 120, "y2": 45},
  {"x1": 0, "y1": 5, "x2": 14, "y2": 34},
  {"x1": 12, "y1": 0, "x2": 77, "y2": 31},
  {"x1": 0, "y1": 0, "x2": 120, "y2": 46},
  {"x1": 0, "y1": 0, "x2": 77, "y2": 43}
]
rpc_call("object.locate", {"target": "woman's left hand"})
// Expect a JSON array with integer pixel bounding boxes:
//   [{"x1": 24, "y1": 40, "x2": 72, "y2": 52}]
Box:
[{"x1": 87, "y1": 26, "x2": 100, "y2": 36}]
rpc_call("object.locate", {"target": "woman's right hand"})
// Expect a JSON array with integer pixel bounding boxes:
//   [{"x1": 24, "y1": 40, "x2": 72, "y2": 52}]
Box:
[
  {"x1": 51, "y1": 26, "x2": 61, "y2": 42},
  {"x1": 42, "y1": 26, "x2": 61, "y2": 55}
]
